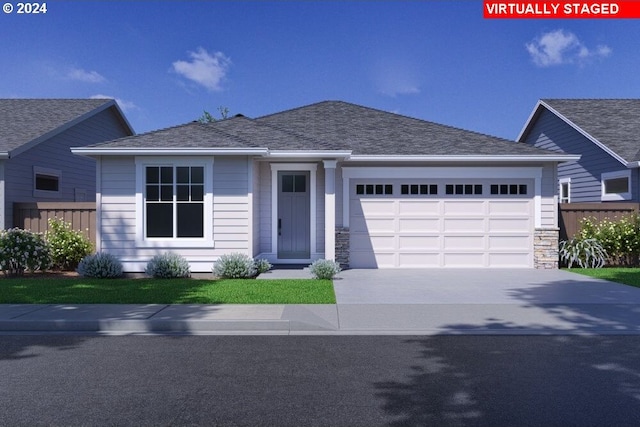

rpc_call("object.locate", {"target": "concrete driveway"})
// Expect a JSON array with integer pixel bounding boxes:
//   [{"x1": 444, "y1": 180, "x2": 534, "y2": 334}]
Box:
[{"x1": 333, "y1": 268, "x2": 640, "y2": 304}]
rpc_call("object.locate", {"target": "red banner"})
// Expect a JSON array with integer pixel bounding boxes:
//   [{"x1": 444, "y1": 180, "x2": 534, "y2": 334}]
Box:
[{"x1": 484, "y1": 1, "x2": 640, "y2": 19}]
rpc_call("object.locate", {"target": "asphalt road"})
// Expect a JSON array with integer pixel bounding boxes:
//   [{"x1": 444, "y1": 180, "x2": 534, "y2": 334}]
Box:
[{"x1": 1, "y1": 335, "x2": 640, "y2": 427}]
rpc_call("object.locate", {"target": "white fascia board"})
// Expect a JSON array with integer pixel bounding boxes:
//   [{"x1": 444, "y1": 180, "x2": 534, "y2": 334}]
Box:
[
  {"x1": 268, "y1": 150, "x2": 351, "y2": 159},
  {"x1": 347, "y1": 154, "x2": 581, "y2": 162},
  {"x1": 342, "y1": 166, "x2": 543, "y2": 179},
  {"x1": 627, "y1": 161, "x2": 640, "y2": 169},
  {"x1": 516, "y1": 100, "x2": 544, "y2": 142},
  {"x1": 0, "y1": 152, "x2": 8, "y2": 159},
  {"x1": 71, "y1": 147, "x2": 270, "y2": 156}
]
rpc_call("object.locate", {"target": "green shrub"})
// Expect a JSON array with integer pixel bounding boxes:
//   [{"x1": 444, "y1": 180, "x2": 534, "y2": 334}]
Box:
[
  {"x1": 213, "y1": 253, "x2": 257, "y2": 278},
  {"x1": 254, "y1": 258, "x2": 272, "y2": 274},
  {"x1": 0, "y1": 228, "x2": 51, "y2": 277},
  {"x1": 145, "y1": 252, "x2": 191, "y2": 278},
  {"x1": 45, "y1": 218, "x2": 93, "y2": 270},
  {"x1": 77, "y1": 252, "x2": 123, "y2": 278},
  {"x1": 578, "y1": 215, "x2": 640, "y2": 266},
  {"x1": 559, "y1": 238, "x2": 607, "y2": 268},
  {"x1": 309, "y1": 259, "x2": 341, "y2": 279}
]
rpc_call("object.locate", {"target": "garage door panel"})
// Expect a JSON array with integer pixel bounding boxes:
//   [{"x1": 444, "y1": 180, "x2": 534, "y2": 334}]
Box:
[
  {"x1": 488, "y1": 252, "x2": 531, "y2": 267},
  {"x1": 443, "y1": 218, "x2": 485, "y2": 232},
  {"x1": 488, "y1": 201, "x2": 531, "y2": 215},
  {"x1": 398, "y1": 201, "x2": 440, "y2": 215},
  {"x1": 398, "y1": 235, "x2": 440, "y2": 250},
  {"x1": 357, "y1": 200, "x2": 396, "y2": 216},
  {"x1": 443, "y1": 201, "x2": 485, "y2": 215},
  {"x1": 443, "y1": 253, "x2": 485, "y2": 267},
  {"x1": 488, "y1": 218, "x2": 530, "y2": 232},
  {"x1": 443, "y1": 235, "x2": 485, "y2": 250},
  {"x1": 398, "y1": 218, "x2": 440, "y2": 232},
  {"x1": 488, "y1": 235, "x2": 531, "y2": 250},
  {"x1": 398, "y1": 253, "x2": 440, "y2": 267}
]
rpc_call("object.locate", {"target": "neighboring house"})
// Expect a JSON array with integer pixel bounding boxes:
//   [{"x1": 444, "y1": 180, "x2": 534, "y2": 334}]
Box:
[
  {"x1": 72, "y1": 101, "x2": 578, "y2": 271},
  {"x1": 0, "y1": 99, "x2": 134, "y2": 228},
  {"x1": 518, "y1": 99, "x2": 640, "y2": 204}
]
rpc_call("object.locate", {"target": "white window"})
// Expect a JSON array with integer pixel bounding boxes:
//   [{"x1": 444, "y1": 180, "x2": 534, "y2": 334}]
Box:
[
  {"x1": 135, "y1": 158, "x2": 213, "y2": 247},
  {"x1": 559, "y1": 178, "x2": 571, "y2": 203},
  {"x1": 33, "y1": 166, "x2": 61, "y2": 198},
  {"x1": 601, "y1": 170, "x2": 631, "y2": 201}
]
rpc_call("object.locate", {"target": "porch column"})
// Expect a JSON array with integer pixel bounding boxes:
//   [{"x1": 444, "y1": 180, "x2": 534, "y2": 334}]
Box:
[{"x1": 323, "y1": 160, "x2": 337, "y2": 261}]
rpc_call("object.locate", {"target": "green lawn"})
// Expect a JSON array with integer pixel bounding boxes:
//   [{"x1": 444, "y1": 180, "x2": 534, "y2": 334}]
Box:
[
  {"x1": 0, "y1": 277, "x2": 336, "y2": 304},
  {"x1": 567, "y1": 268, "x2": 640, "y2": 288}
]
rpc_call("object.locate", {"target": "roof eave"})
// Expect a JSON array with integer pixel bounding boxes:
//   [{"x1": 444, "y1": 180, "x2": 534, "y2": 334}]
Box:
[
  {"x1": 267, "y1": 150, "x2": 352, "y2": 159},
  {"x1": 347, "y1": 154, "x2": 581, "y2": 162},
  {"x1": 0, "y1": 152, "x2": 8, "y2": 159},
  {"x1": 71, "y1": 147, "x2": 270, "y2": 156}
]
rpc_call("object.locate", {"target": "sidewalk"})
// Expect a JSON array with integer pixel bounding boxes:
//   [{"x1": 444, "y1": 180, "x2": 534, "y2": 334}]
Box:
[{"x1": 3, "y1": 268, "x2": 640, "y2": 335}]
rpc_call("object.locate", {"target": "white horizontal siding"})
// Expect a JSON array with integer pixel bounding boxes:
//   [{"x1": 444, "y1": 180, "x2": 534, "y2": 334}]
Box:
[{"x1": 99, "y1": 155, "x2": 251, "y2": 272}]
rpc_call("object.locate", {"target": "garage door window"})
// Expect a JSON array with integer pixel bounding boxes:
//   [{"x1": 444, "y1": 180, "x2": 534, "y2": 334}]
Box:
[
  {"x1": 356, "y1": 184, "x2": 393, "y2": 195},
  {"x1": 490, "y1": 184, "x2": 528, "y2": 195},
  {"x1": 401, "y1": 184, "x2": 438, "y2": 195},
  {"x1": 445, "y1": 184, "x2": 483, "y2": 195}
]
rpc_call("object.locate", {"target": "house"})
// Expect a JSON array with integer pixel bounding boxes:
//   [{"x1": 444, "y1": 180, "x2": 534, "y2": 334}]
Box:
[
  {"x1": 0, "y1": 98, "x2": 134, "y2": 228},
  {"x1": 71, "y1": 101, "x2": 578, "y2": 271},
  {"x1": 518, "y1": 99, "x2": 640, "y2": 204}
]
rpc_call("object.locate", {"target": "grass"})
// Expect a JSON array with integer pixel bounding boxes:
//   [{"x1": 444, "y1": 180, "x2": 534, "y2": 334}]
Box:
[
  {"x1": 567, "y1": 267, "x2": 640, "y2": 288},
  {"x1": 0, "y1": 277, "x2": 336, "y2": 304}
]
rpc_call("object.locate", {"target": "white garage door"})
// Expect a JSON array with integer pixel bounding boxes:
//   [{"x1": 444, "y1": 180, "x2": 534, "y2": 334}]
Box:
[{"x1": 349, "y1": 180, "x2": 534, "y2": 268}]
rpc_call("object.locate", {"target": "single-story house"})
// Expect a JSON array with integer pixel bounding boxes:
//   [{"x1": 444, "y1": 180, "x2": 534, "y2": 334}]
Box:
[
  {"x1": 72, "y1": 101, "x2": 578, "y2": 271},
  {"x1": 518, "y1": 99, "x2": 640, "y2": 203},
  {"x1": 0, "y1": 98, "x2": 134, "y2": 228}
]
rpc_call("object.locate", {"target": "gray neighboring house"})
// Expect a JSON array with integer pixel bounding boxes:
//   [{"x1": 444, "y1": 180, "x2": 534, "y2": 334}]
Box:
[
  {"x1": 72, "y1": 101, "x2": 578, "y2": 272},
  {"x1": 518, "y1": 99, "x2": 640, "y2": 204},
  {"x1": 0, "y1": 98, "x2": 134, "y2": 229}
]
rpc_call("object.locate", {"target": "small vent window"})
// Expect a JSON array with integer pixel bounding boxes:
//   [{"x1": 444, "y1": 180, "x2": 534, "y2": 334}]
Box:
[
  {"x1": 356, "y1": 184, "x2": 393, "y2": 195},
  {"x1": 445, "y1": 184, "x2": 482, "y2": 195},
  {"x1": 400, "y1": 184, "x2": 438, "y2": 195},
  {"x1": 490, "y1": 184, "x2": 528, "y2": 195}
]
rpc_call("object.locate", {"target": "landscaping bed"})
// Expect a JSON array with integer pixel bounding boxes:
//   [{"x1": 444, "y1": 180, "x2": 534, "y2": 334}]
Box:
[{"x1": 0, "y1": 277, "x2": 336, "y2": 304}]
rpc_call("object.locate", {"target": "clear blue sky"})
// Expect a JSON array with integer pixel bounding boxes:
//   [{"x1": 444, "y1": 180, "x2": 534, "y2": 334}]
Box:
[{"x1": 2, "y1": 1, "x2": 639, "y2": 139}]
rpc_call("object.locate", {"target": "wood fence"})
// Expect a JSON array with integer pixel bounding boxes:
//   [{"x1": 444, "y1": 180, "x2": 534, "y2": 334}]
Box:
[
  {"x1": 13, "y1": 202, "x2": 97, "y2": 246},
  {"x1": 559, "y1": 203, "x2": 640, "y2": 241}
]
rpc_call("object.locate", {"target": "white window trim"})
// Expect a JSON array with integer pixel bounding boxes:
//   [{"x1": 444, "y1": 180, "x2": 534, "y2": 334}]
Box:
[
  {"x1": 601, "y1": 170, "x2": 631, "y2": 201},
  {"x1": 559, "y1": 177, "x2": 571, "y2": 203},
  {"x1": 270, "y1": 163, "x2": 317, "y2": 261},
  {"x1": 33, "y1": 166, "x2": 62, "y2": 199},
  {"x1": 135, "y1": 156, "x2": 214, "y2": 248}
]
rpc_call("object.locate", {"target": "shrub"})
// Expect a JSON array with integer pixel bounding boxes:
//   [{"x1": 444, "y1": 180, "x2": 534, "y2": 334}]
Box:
[
  {"x1": 254, "y1": 258, "x2": 272, "y2": 275},
  {"x1": 309, "y1": 259, "x2": 341, "y2": 279},
  {"x1": 145, "y1": 252, "x2": 191, "y2": 278},
  {"x1": 77, "y1": 252, "x2": 123, "y2": 278},
  {"x1": 45, "y1": 218, "x2": 93, "y2": 270},
  {"x1": 213, "y1": 253, "x2": 257, "y2": 278},
  {"x1": 578, "y1": 215, "x2": 640, "y2": 266},
  {"x1": 559, "y1": 238, "x2": 608, "y2": 269},
  {"x1": 0, "y1": 228, "x2": 51, "y2": 277}
]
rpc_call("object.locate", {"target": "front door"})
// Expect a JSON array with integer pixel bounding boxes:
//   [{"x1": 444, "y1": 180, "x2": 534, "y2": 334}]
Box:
[{"x1": 277, "y1": 171, "x2": 311, "y2": 259}]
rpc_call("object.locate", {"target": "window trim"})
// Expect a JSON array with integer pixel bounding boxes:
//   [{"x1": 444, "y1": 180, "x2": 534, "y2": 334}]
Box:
[
  {"x1": 559, "y1": 177, "x2": 571, "y2": 203},
  {"x1": 135, "y1": 157, "x2": 213, "y2": 248},
  {"x1": 601, "y1": 170, "x2": 631, "y2": 201},
  {"x1": 33, "y1": 166, "x2": 62, "y2": 199}
]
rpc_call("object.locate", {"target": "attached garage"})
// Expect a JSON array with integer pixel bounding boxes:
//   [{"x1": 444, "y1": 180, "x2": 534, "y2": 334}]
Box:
[{"x1": 342, "y1": 167, "x2": 543, "y2": 269}]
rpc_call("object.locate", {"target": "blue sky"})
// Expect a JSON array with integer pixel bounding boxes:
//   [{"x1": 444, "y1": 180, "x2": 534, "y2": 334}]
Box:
[{"x1": 2, "y1": 1, "x2": 639, "y2": 139}]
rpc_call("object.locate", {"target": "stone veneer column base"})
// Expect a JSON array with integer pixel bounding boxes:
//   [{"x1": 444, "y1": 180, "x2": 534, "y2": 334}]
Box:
[
  {"x1": 335, "y1": 227, "x2": 350, "y2": 269},
  {"x1": 534, "y1": 228, "x2": 559, "y2": 269}
]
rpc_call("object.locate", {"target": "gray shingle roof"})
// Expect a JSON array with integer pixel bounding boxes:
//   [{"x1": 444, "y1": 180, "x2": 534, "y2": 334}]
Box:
[
  {"x1": 91, "y1": 101, "x2": 558, "y2": 156},
  {"x1": 0, "y1": 98, "x2": 116, "y2": 153},
  {"x1": 541, "y1": 99, "x2": 640, "y2": 162}
]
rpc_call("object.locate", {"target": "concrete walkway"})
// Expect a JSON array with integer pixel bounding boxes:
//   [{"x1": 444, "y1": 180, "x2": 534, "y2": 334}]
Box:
[{"x1": 3, "y1": 269, "x2": 640, "y2": 335}]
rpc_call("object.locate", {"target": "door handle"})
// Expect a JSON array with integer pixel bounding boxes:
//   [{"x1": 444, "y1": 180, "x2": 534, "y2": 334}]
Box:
[{"x1": 278, "y1": 218, "x2": 282, "y2": 236}]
